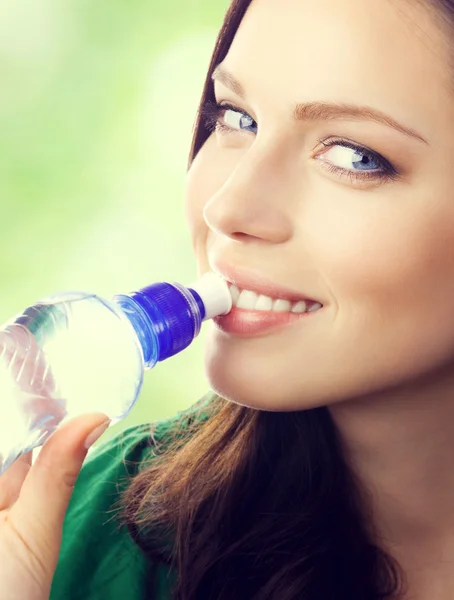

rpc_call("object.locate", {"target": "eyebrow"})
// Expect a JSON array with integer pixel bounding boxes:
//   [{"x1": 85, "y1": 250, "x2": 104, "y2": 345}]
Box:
[{"x1": 211, "y1": 64, "x2": 428, "y2": 145}]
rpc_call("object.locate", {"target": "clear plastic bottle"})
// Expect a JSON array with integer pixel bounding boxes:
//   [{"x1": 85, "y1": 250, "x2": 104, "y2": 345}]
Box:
[{"x1": 0, "y1": 272, "x2": 231, "y2": 474}]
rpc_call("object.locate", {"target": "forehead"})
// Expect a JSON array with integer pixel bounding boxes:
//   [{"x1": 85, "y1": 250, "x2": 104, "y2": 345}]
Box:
[{"x1": 221, "y1": 0, "x2": 453, "y2": 137}]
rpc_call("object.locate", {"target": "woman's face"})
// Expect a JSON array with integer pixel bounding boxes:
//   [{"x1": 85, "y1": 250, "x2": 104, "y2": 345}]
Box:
[{"x1": 185, "y1": 0, "x2": 454, "y2": 411}]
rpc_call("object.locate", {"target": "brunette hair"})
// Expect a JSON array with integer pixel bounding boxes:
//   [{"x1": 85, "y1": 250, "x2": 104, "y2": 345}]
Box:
[{"x1": 119, "y1": 1, "x2": 454, "y2": 598}]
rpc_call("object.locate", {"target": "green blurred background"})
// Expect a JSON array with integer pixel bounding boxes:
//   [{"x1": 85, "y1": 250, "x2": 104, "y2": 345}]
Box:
[{"x1": 1, "y1": 1, "x2": 229, "y2": 441}]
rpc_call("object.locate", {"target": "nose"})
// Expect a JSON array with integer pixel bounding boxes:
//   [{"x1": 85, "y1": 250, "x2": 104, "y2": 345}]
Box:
[{"x1": 203, "y1": 145, "x2": 294, "y2": 244}]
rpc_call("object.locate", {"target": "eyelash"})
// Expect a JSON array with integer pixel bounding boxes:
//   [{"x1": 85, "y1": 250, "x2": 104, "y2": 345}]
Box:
[{"x1": 199, "y1": 100, "x2": 399, "y2": 185}]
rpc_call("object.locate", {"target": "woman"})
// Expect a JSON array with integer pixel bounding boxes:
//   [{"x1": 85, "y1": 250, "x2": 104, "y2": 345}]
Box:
[{"x1": 2, "y1": 0, "x2": 454, "y2": 598}]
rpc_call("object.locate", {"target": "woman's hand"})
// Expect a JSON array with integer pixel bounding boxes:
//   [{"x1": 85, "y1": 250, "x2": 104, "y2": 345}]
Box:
[
  {"x1": 0, "y1": 324, "x2": 70, "y2": 473},
  {"x1": 0, "y1": 413, "x2": 110, "y2": 600}
]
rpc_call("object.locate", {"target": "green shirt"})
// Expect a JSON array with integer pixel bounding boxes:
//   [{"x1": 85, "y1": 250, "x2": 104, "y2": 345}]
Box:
[{"x1": 50, "y1": 397, "x2": 212, "y2": 600}]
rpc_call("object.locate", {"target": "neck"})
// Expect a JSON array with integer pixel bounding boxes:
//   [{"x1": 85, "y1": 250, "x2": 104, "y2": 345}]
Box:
[{"x1": 329, "y1": 364, "x2": 454, "y2": 568}]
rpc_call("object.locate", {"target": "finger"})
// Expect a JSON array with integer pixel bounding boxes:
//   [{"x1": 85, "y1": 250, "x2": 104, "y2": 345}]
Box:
[
  {"x1": 8, "y1": 413, "x2": 110, "y2": 567},
  {"x1": 0, "y1": 452, "x2": 33, "y2": 510}
]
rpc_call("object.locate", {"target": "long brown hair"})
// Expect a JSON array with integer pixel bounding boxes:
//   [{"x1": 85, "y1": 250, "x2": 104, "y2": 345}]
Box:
[{"x1": 119, "y1": 1, "x2": 454, "y2": 598}]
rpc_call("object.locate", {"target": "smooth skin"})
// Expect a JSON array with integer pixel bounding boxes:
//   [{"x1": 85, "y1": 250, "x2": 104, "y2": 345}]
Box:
[
  {"x1": 186, "y1": 0, "x2": 454, "y2": 597},
  {"x1": 0, "y1": 413, "x2": 109, "y2": 600},
  {"x1": 1, "y1": 0, "x2": 454, "y2": 598}
]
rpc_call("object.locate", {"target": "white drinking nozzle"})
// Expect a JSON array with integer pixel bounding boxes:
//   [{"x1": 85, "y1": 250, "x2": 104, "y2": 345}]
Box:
[{"x1": 188, "y1": 272, "x2": 233, "y2": 321}]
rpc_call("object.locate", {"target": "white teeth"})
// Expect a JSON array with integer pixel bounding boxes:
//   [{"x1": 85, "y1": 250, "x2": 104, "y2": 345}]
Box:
[
  {"x1": 272, "y1": 299, "x2": 291, "y2": 312},
  {"x1": 229, "y1": 284, "x2": 241, "y2": 305},
  {"x1": 255, "y1": 294, "x2": 274, "y2": 311},
  {"x1": 229, "y1": 283, "x2": 322, "y2": 314},
  {"x1": 308, "y1": 302, "x2": 323, "y2": 312},
  {"x1": 236, "y1": 289, "x2": 259, "y2": 310},
  {"x1": 291, "y1": 300, "x2": 307, "y2": 313}
]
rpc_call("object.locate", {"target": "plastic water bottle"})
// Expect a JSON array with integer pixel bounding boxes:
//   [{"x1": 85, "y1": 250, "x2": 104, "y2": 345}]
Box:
[{"x1": 0, "y1": 272, "x2": 232, "y2": 474}]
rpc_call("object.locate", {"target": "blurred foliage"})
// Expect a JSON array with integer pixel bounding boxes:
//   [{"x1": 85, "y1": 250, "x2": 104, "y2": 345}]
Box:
[{"x1": 0, "y1": 0, "x2": 229, "y2": 440}]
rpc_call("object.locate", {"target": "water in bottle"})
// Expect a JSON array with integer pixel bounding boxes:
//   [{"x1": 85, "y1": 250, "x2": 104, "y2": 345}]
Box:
[{"x1": 0, "y1": 272, "x2": 232, "y2": 474}]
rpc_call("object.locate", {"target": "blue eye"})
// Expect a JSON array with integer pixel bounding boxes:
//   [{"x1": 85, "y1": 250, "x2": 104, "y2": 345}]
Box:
[
  {"x1": 199, "y1": 100, "x2": 399, "y2": 185},
  {"x1": 316, "y1": 139, "x2": 398, "y2": 184},
  {"x1": 323, "y1": 145, "x2": 380, "y2": 171},
  {"x1": 222, "y1": 107, "x2": 257, "y2": 133},
  {"x1": 200, "y1": 100, "x2": 257, "y2": 135}
]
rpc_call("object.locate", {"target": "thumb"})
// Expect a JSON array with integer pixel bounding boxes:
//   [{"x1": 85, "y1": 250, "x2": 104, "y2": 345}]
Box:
[{"x1": 8, "y1": 413, "x2": 111, "y2": 568}]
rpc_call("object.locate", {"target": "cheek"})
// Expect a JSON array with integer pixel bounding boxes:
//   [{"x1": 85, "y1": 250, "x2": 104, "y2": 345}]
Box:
[
  {"x1": 185, "y1": 137, "x2": 228, "y2": 247},
  {"x1": 311, "y1": 185, "x2": 454, "y2": 368},
  {"x1": 302, "y1": 183, "x2": 454, "y2": 308},
  {"x1": 185, "y1": 154, "x2": 208, "y2": 248}
]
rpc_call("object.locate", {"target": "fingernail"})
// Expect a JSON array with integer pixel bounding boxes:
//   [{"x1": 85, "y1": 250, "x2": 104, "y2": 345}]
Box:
[{"x1": 84, "y1": 420, "x2": 111, "y2": 449}]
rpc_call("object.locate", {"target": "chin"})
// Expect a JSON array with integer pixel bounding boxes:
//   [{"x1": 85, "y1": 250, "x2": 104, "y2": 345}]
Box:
[
  {"x1": 207, "y1": 375, "x2": 289, "y2": 412},
  {"x1": 201, "y1": 324, "x2": 379, "y2": 413},
  {"x1": 203, "y1": 336, "x2": 320, "y2": 412}
]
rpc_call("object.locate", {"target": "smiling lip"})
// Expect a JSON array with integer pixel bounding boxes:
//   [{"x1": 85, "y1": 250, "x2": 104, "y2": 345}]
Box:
[
  {"x1": 213, "y1": 307, "x2": 318, "y2": 337},
  {"x1": 209, "y1": 261, "x2": 324, "y2": 337},
  {"x1": 210, "y1": 262, "x2": 322, "y2": 305}
]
